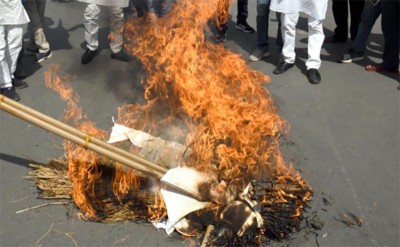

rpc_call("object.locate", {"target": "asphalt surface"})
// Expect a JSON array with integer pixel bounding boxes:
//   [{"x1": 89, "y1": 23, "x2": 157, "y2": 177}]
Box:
[{"x1": 1, "y1": 1, "x2": 399, "y2": 247}]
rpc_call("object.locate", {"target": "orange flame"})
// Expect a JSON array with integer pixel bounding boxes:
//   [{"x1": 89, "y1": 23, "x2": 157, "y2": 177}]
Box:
[
  {"x1": 123, "y1": 0, "x2": 292, "y2": 189},
  {"x1": 43, "y1": 0, "x2": 310, "y2": 225}
]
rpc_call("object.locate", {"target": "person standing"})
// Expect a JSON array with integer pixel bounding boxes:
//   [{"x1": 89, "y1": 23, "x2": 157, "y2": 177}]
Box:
[
  {"x1": 270, "y1": 0, "x2": 328, "y2": 84},
  {"x1": 339, "y1": 0, "x2": 382, "y2": 63},
  {"x1": 325, "y1": 0, "x2": 365, "y2": 43},
  {"x1": 365, "y1": 0, "x2": 399, "y2": 73},
  {"x1": 248, "y1": 0, "x2": 283, "y2": 62},
  {"x1": 216, "y1": 0, "x2": 255, "y2": 42},
  {"x1": 23, "y1": 0, "x2": 52, "y2": 62},
  {"x1": 79, "y1": 0, "x2": 132, "y2": 64},
  {"x1": 0, "y1": 0, "x2": 30, "y2": 101}
]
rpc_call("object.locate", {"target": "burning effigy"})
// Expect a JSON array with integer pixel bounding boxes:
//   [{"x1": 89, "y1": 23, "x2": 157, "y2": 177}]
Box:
[{"x1": 0, "y1": 0, "x2": 312, "y2": 246}]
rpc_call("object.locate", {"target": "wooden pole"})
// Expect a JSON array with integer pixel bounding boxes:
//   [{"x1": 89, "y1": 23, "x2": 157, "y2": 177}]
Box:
[{"x1": 0, "y1": 95, "x2": 167, "y2": 179}]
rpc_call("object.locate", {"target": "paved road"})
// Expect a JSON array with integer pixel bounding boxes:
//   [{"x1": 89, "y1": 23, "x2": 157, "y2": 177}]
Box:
[{"x1": 1, "y1": 1, "x2": 399, "y2": 246}]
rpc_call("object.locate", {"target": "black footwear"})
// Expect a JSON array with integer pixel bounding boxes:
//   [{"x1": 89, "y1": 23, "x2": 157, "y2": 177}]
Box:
[
  {"x1": 248, "y1": 48, "x2": 270, "y2": 62},
  {"x1": 273, "y1": 60, "x2": 294, "y2": 74},
  {"x1": 236, "y1": 22, "x2": 255, "y2": 33},
  {"x1": 215, "y1": 32, "x2": 227, "y2": 43},
  {"x1": 338, "y1": 50, "x2": 365, "y2": 63},
  {"x1": 35, "y1": 50, "x2": 52, "y2": 63},
  {"x1": 26, "y1": 44, "x2": 40, "y2": 54},
  {"x1": 1, "y1": 87, "x2": 20, "y2": 101},
  {"x1": 12, "y1": 78, "x2": 28, "y2": 89},
  {"x1": 81, "y1": 48, "x2": 98, "y2": 64},
  {"x1": 307, "y1": 69, "x2": 321, "y2": 84},
  {"x1": 111, "y1": 49, "x2": 132, "y2": 62}
]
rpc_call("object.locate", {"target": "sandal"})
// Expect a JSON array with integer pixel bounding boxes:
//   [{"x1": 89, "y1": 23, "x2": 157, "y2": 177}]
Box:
[{"x1": 366, "y1": 64, "x2": 399, "y2": 72}]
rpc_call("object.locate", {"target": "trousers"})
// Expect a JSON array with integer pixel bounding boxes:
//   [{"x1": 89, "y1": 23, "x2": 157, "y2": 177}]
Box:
[
  {"x1": 23, "y1": 0, "x2": 50, "y2": 53},
  {"x1": 281, "y1": 13, "x2": 324, "y2": 70},
  {"x1": 84, "y1": 3, "x2": 124, "y2": 53},
  {"x1": 0, "y1": 25, "x2": 23, "y2": 89}
]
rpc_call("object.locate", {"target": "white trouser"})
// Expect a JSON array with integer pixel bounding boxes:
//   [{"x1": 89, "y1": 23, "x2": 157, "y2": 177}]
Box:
[
  {"x1": 0, "y1": 25, "x2": 23, "y2": 89},
  {"x1": 84, "y1": 3, "x2": 124, "y2": 53},
  {"x1": 281, "y1": 13, "x2": 325, "y2": 70}
]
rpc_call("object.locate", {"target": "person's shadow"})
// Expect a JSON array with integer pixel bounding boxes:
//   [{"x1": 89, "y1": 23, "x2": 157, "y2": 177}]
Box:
[{"x1": 44, "y1": 17, "x2": 74, "y2": 51}]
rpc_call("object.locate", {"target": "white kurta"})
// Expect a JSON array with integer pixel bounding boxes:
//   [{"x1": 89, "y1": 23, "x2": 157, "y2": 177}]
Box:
[
  {"x1": 0, "y1": 0, "x2": 30, "y2": 25},
  {"x1": 270, "y1": 0, "x2": 328, "y2": 20},
  {"x1": 78, "y1": 0, "x2": 129, "y2": 7}
]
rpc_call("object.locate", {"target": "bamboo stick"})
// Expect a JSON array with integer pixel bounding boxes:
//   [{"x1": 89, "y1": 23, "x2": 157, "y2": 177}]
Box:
[
  {"x1": 0, "y1": 95, "x2": 166, "y2": 179},
  {"x1": 0, "y1": 95, "x2": 167, "y2": 175}
]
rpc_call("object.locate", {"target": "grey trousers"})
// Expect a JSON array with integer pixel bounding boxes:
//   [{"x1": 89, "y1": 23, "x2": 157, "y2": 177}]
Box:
[{"x1": 23, "y1": 0, "x2": 50, "y2": 53}]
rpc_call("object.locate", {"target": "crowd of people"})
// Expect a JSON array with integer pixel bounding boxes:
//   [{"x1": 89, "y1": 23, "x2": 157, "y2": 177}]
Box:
[{"x1": 0, "y1": 0, "x2": 399, "y2": 101}]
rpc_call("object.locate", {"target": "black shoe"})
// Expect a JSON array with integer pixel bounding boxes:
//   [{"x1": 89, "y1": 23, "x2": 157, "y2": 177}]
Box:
[
  {"x1": 273, "y1": 60, "x2": 294, "y2": 74},
  {"x1": 215, "y1": 32, "x2": 227, "y2": 43},
  {"x1": 26, "y1": 44, "x2": 40, "y2": 54},
  {"x1": 12, "y1": 78, "x2": 28, "y2": 89},
  {"x1": 111, "y1": 49, "x2": 132, "y2": 62},
  {"x1": 236, "y1": 22, "x2": 255, "y2": 33},
  {"x1": 307, "y1": 69, "x2": 321, "y2": 84},
  {"x1": 81, "y1": 48, "x2": 98, "y2": 64},
  {"x1": 1, "y1": 87, "x2": 20, "y2": 101},
  {"x1": 35, "y1": 50, "x2": 52, "y2": 63}
]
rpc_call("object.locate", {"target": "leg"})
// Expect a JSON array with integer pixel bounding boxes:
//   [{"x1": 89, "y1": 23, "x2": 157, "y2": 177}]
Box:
[
  {"x1": 255, "y1": 0, "x2": 271, "y2": 51},
  {"x1": 0, "y1": 26, "x2": 12, "y2": 89},
  {"x1": 276, "y1": 12, "x2": 283, "y2": 53},
  {"x1": 306, "y1": 17, "x2": 324, "y2": 70},
  {"x1": 273, "y1": 13, "x2": 297, "y2": 74},
  {"x1": 348, "y1": 0, "x2": 365, "y2": 41},
  {"x1": 381, "y1": 1, "x2": 400, "y2": 71},
  {"x1": 281, "y1": 12, "x2": 298, "y2": 64},
  {"x1": 0, "y1": 25, "x2": 23, "y2": 101},
  {"x1": 237, "y1": 0, "x2": 248, "y2": 24},
  {"x1": 131, "y1": 0, "x2": 150, "y2": 17},
  {"x1": 235, "y1": 0, "x2": 254, "y2": 33},
  {"x1": 5, "y1": 26, "x2": 23, "y2": 77},
  {"x1": 248, "y1": 0, "x2": 271, "y2": 61},
  {"x1": 216, "y1": 0, "x2": 230, "y2": 33},
  {"x1": 84, "y1": 3, "x2": 101, "y2": 51},
  {"x1": 332, "y1": 0, "x2": 349, "y2": 41},
  {"x1": 108, "y1": 6, "x2": 124, "y2": 54},
  {"x1": 108, "y1": 6, "x2": 131, "y2": 62},
  {"x1": 351, "y1": 1, "x2": 381, "y2": 52}
]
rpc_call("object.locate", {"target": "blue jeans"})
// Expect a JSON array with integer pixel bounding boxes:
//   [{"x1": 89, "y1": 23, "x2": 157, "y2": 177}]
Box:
[
  {"x1": 351, "y1": 0, "x2": 382, "y2": 52},
  {"x1": 256, "y1": 0, "x2": 283, "y2": 52}
]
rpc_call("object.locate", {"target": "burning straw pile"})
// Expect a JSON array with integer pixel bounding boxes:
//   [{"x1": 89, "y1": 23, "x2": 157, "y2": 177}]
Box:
[{"x1": 20, "y1": 0, "x2": 313, "y2": 245}]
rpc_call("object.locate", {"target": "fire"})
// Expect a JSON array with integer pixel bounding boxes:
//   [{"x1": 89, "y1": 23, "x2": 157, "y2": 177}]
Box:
[
  {"x1": 43, "y1": 0, "x2": 311, "y2": 241},
  {"x1": 123, "y1": 0, "x2": 292, "y2": 189}
]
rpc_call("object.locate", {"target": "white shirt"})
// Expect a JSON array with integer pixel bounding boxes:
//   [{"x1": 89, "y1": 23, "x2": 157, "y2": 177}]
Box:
[
  {"x1": 78, "y1": 0, "x2": 129, "y2": 7},
  {"x1": 0, "y1": 0, "x2": 30, "y2": 25},
  {"x1": 270, "y1": 0, "x2": 329, "y2": 20}
]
